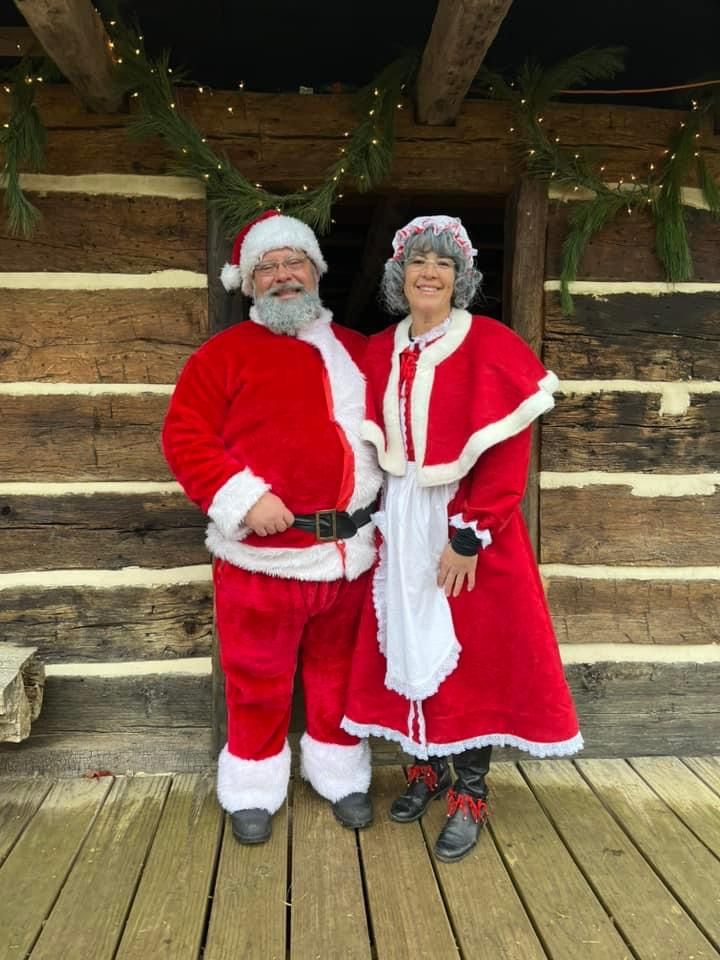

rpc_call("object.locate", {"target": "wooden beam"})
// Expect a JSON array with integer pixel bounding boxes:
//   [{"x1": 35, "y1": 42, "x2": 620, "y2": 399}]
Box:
[
  {"x1": 0, "y1": 644, "x2": 45, "y2": 742},
  {"x1": 13, "y1": 0, "x2": 123, "y2": 112},
  {"x1": 0, "y1": 25, "x2": 38, "y2": 57},
  {"x1": 416, "y1": 0, "x2": 513, "y2": 125}
]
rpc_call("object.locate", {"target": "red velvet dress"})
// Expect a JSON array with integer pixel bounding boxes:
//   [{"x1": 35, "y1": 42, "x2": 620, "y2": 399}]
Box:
[{"x1": 341, "y1": 309, "x2": 582, "y2": 759}]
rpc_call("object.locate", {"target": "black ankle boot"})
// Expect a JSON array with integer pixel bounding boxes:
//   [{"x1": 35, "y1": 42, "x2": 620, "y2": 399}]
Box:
[
  {"x1": 390, "y1": 757, "x2": 451, "y2": 823},
  {"x1": 434, "y1": 746, "x2": 491, "y2": 863}
]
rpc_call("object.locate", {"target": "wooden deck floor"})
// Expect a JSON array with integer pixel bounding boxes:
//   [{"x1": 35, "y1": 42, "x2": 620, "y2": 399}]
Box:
[{"x1": 1, "y1": 757, "x2": 719, "y2": 960}]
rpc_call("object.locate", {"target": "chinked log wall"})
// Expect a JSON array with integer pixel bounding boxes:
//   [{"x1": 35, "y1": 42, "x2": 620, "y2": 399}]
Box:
[
  {"x1": 541, "y1": 190, "x2": 720, "y2": 751},
  {"x1": 0, "y1": 88, "x2": 719, "y2": 773}
]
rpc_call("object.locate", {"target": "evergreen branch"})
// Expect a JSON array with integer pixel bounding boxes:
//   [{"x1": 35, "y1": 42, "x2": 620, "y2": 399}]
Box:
[
  {"x1": 524, "y1": 47, "x2": 626, "y2": 111},
  {"x1": 651, "y1": 112, "x2": 700, "y2": 281},
  {"x1": 559, "y1": 191, "x2": 628, "y2": 313},
  {"x1": 0, "y1": 58, "x2": 50, "y2": 237}
]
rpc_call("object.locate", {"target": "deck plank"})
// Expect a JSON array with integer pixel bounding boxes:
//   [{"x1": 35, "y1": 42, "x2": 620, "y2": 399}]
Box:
[
  {"x1": 359, "y1": 765, "x2": 459, "y2": 960},
  {"x1": 115, "y1": 773, "x2": 223, "y2": 960},
  {"x1": 0, "y1": 778, "x2": 52, "y2": 865},
  {"x1": 290, "y1": 780, "x2": 371, "y2": 959},
  {"x1": 203, "y1": 803, "x2": 289, "y2": 960},
  {"x1": 489, "y1": 762, "x2": 630, "y2": 960},
  {"x1": 0, "y1": 777, "x2": 112, "y2": 960},
  {"x1": 423, "y1": 774, "x2": 548, "y2": 960},
  {"x1": 524, "y1": 759, "x2": 719, "y2": 960},
  {"x1": 29, "y1": 775, "x2": 171, "y2": 960},
  {"x1": 685, "y1": 757, "x2": 720, "y2": 797},
  {"x1": 577, "y1": 758, "x2": 720, "y2": 951},
  {"x1": 630, "y1": 757, "x2": 720, "y2": 859}
]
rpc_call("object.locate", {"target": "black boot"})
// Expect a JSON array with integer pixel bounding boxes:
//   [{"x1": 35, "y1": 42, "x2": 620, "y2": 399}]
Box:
[
  {"x1": 230, "y1": 808, "x2": 272, "y2": 844},
  {"x1": 434, "y1": 747, "x2": 491, "y2": 863},
  {"x1": 390, "y1": 757, "x2": 451, "y2": 823}
]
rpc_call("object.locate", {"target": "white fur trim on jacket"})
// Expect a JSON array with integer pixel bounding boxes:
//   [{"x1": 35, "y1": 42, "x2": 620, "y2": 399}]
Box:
[
  {"x1": 207, "y1": 469, "x2": 271, "y2": 540},
  {"x1": 217, "y1": 741, "x2": 291, "y2": 814},
  {"x1": 299, "y1": 733, "x2": 371, "y2": 802},
  {"x1": 238, "y1": 216, "x2": 328, "y2": 296},
  {"x1": 298, "y1": 312, "x2": 382, "y2": 513},
  {"x1": 205, "y1": 521, "x2": 376, "y2": 581}
]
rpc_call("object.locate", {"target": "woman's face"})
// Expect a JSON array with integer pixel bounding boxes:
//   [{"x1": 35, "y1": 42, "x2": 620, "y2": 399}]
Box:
[{"x1": 403, "y1": 251, "x2": 455, "y2": 316}]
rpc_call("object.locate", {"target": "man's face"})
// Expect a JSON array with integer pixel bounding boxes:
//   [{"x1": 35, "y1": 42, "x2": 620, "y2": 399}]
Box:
[
  {"x1": 252, "y1": 246, "x2": 318, "y2": 300},
  {"x1": 252, "y1": 246, "x2": 323, "y2": 336}
]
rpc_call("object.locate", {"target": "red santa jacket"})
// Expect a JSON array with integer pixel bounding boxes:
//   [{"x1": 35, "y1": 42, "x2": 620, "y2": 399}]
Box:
[
  {"x1": 162, "y1": 308, "x2": 382, "y2": 580},
  {"x1": 361, "y1": 309, "x2": 558, "y2": 538}
]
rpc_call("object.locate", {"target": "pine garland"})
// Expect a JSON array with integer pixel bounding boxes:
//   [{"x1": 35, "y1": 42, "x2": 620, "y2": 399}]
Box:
[
  {"x1": 109, "y1": 21, "x2": 417, "y2": 236},
  {"x1": 479, "y1": 49, "x2": 720, "y2": 313},
  {"x1": 0, "y1": 58, "x2": 49, "y2": 236},
  {"x1": 1, "y1": 30, "x2": 719, "y2": 312}
]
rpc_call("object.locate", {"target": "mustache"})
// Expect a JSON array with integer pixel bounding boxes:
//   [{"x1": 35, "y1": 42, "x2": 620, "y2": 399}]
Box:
[{"x1": 268, "y1": 281, "x2": 304, "y2": 297}]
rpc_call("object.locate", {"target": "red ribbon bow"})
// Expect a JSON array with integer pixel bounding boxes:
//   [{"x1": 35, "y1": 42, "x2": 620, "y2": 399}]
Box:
[
  {"x1": 407, "y1": 764, "x2": 439, "y2": 792},
  {"x1": 447, "y1": 788, "x2": 489, "y2": 823}
]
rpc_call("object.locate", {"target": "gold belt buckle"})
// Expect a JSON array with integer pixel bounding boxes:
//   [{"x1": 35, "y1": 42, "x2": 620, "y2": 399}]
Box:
[{"x1": 315, "y1": 509, "x2": 338, "y2": 541}]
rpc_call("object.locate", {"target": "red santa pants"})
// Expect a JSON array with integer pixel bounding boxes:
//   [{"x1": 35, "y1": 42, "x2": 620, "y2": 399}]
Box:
[{"x1": 214, "y1": 558, "x2": 369, "y2": 758}]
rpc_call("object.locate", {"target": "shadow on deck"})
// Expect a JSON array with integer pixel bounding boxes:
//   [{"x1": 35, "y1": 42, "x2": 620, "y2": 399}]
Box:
[{"x1": 1, "y1": 758, "x2": 720, "y2": 959}]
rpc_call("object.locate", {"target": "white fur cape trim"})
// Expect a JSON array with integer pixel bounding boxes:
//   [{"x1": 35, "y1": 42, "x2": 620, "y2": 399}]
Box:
[
  {"x1": 207, "y1": 469, "x2": 270, "y2": 540},
  {"x1": 299, "y1": 733, "x2": 371, "y2": 801},
  {"x1": 362, "y1": 309, "x2": 558, "y2": 487},
  {"x1": 216, "y1": 741, "x2": 291, "y2": 813},
  {"x1": 238, "y1": 215, "x2": 328, "y2": 295},
  {"x1": 340, "y1": 717, "x2": 584, "y2": 761}
]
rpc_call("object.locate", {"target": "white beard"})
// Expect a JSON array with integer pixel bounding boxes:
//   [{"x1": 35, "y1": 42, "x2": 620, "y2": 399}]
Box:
[{"x1": 254, "y1": 284, "x2": 323, "y2": 335}]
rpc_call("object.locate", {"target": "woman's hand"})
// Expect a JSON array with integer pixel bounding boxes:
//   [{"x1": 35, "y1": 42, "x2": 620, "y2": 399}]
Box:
[{"x1": 437, "y1": 543, "x2": 477, "y2": 597}]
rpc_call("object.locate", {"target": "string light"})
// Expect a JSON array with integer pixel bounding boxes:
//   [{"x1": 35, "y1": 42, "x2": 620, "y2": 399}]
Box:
[{"x1": 227, "y1": 106, "x2": 233, "y2": 113}]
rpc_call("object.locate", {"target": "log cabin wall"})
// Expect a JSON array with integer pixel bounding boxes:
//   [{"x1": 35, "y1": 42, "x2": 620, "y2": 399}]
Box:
[
  {"x1": 541, "y1": 189, "x2": 720, "y2": 753},
  {"x1": 1, "y1": 87, "x2": 719, "y2": 772}
]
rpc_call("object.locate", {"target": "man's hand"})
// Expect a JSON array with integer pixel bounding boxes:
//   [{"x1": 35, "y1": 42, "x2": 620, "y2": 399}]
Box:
[
  {"x1": 244, "y1": 493, "x2": 294, "y2": 537},
  {"x1": 437, "y1": 543, "x2": 477, "y2": 597}
]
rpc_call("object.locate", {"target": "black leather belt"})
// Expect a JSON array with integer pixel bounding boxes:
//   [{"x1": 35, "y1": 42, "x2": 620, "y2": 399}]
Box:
[{"x1": 292, "y1": 505, "x2": 375, "y2": 542}]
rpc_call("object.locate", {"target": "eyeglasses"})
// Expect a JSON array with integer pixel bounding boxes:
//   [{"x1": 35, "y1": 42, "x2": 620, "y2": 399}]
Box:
[
  {"x1": 253, "y1": 254, "x2": 310, "y2": 277},
  {"x1": 405, "y1": 255, "x2": 456, "y2": 272}
]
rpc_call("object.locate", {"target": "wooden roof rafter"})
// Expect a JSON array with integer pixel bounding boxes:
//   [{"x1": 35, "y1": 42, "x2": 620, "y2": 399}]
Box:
[
  {"x1": 13, "y1": 0, "x2": 123, "y2": 112},
  {"x1": 416, "y1": 0, "x2": 513, "y2": 125}
]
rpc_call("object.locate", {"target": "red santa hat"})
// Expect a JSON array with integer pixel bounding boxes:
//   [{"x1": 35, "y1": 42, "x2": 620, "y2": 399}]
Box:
[{"x1": 220, "y1": 210, "x2": 328, "y2": 296}]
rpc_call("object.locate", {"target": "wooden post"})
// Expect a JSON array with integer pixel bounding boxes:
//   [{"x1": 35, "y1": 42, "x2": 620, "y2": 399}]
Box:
[
  {"x1": 206, "y1": 210, "x2": 247, "y2": 752},
  {"x1": 503, "y1": 176, "x2": 548, "y2": 557},
  {"x1": 0, "y1": 645, "x2": 45, "y2": 742}
]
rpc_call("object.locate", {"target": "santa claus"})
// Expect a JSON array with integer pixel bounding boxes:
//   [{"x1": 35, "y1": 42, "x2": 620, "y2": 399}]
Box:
[{"x1": 162, "y1": 211, "x2": 382, "y2": 844}]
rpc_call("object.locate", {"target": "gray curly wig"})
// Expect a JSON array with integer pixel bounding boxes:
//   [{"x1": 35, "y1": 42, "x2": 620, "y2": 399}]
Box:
[{"x1": 380, "y1": 226, "x2": 483, "y2": 315}]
